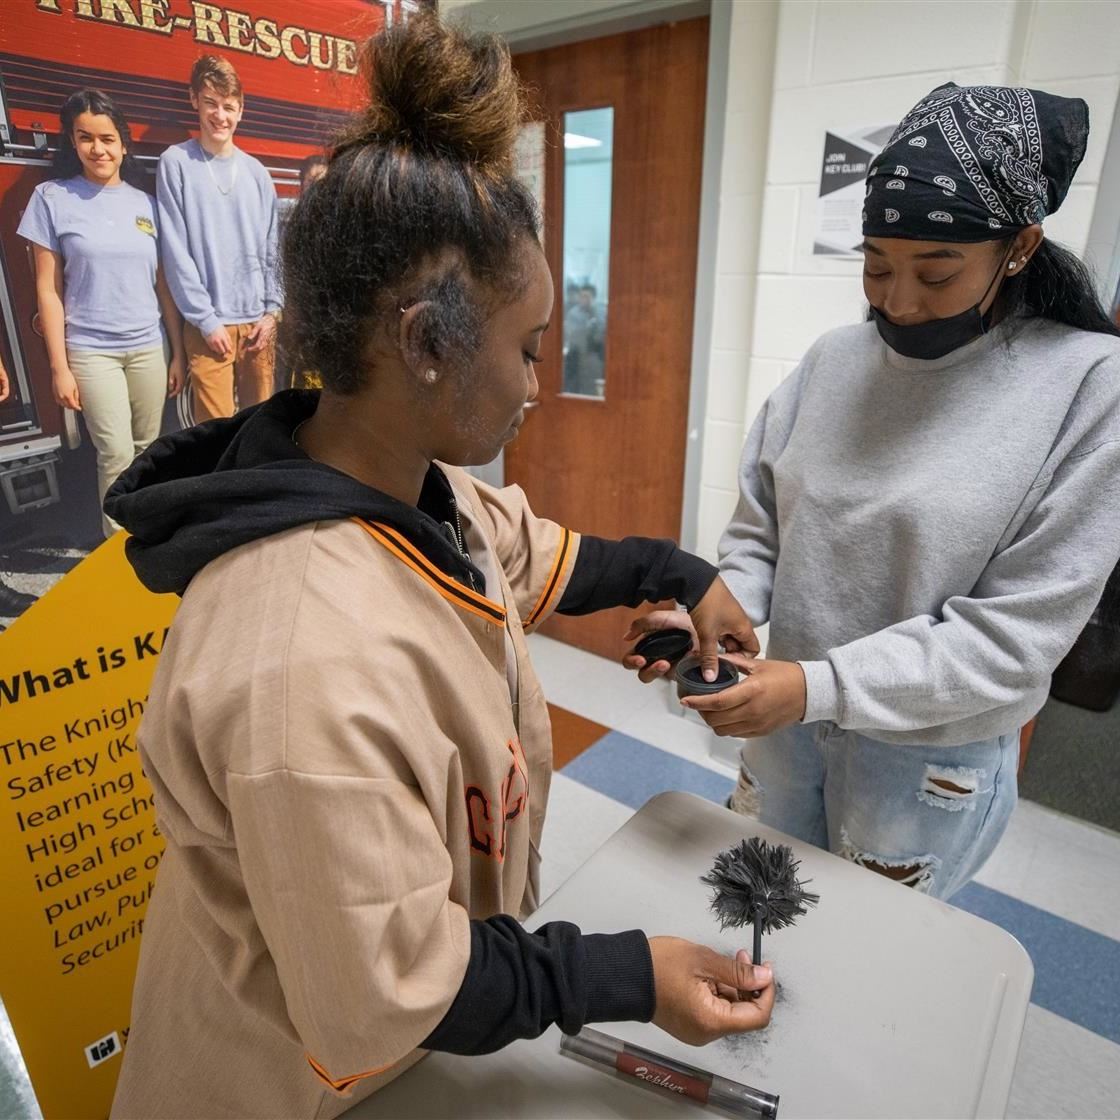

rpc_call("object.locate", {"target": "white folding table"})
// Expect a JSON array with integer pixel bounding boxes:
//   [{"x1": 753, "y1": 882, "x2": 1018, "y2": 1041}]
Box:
[{"x1": 349, "y1": 791, "x2": 1032, "y2": 1119}]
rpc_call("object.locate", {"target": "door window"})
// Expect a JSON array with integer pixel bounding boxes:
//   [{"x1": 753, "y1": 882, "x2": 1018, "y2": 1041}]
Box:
[{"x1": 561, "y1": 107, "x2": 613, "y2": 399}]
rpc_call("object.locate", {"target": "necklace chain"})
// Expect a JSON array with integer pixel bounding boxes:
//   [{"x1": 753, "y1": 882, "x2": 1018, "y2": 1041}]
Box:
[{"x1": 202, "y1": 145, "x2": 238, "y2": 196}]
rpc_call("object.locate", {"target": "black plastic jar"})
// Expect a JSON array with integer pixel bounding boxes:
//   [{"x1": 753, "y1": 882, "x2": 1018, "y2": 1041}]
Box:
[{"x1": 675, "y1": 655, "x2": 740, "y2": 699}]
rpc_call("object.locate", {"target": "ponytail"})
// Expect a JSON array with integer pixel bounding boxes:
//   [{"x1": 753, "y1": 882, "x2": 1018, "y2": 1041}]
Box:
[{"x1": 997, "y1": 238, "x2": 1120, "y2": 337}]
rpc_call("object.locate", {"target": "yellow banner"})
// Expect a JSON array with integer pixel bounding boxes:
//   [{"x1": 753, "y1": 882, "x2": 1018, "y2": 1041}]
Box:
[{"x1": 0, "y1": 535, "x2": 177, "y2": 1119}]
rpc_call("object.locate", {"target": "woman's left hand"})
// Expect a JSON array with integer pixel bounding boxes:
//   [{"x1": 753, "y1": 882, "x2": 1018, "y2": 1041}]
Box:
[
  {"x1": 167, "y1": 353, "x2": 185, "y2": 398},
  {"x1": 623, "y1": 608, "x2": 695, "y2": 682},
  {"x1": 682, "y1": 654, "x2": 807, "y2": 738}
]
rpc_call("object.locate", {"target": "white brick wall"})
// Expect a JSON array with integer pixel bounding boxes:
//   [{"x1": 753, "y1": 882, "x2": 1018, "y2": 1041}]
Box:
[
  {"x1": 1015, "y1": 4, "x2": 1120, "y2": 253},
  {"x1": 691, "y1": 0, "x2": 1120, "y2": 561},
  {"x1": 1019, "y1": 1, "x2": 1120, "y2": 81},
  {"x1": 692, "y1": 0, "x2": 778, "y2": 560}
]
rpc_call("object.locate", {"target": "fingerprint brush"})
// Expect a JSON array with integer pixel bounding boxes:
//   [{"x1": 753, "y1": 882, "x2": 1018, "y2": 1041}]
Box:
[{"x1": 701, "y1": 837, "x2": 820, "y2": 966}]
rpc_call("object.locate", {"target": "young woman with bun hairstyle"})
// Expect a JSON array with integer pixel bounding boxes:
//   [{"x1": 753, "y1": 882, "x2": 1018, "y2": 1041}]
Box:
[{"x1": 107, "y1": 15, "x2": 772, "y2": 1118}]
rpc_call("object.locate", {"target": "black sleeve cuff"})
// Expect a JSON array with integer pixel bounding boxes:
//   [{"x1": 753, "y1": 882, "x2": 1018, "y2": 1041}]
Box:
[
  {"x1": 581, "y1": 929, "x2": 656, "y2": 1024},
  {"x1": 420, "y1": 916, "x2": 654, "y2": 1056},
  {"x1": 558, "y1": 535, "x2": 719, "y2": 615}
]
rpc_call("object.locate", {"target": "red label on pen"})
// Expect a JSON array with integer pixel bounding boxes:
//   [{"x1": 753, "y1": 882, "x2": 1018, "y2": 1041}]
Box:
[{"x1": 616, "y1": 1052, "x2": 711, "y2": 1103}]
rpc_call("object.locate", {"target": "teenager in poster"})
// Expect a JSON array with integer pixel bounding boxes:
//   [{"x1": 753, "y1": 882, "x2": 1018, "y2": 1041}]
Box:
[
  {"x1": 157, "y1": 56, "x2": 282, "y2": 423},
  {"x1": 17, "y1": 89, "x2": 184, "y2": 540}
]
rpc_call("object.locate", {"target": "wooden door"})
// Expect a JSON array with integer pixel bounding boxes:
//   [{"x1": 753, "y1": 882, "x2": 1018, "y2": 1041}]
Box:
[{"x1": 508, "y1": 18, "x2": 708, "y2": 660}]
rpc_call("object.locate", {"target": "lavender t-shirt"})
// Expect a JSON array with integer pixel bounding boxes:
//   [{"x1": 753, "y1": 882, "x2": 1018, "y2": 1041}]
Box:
[{"x1": 18, "y1": 176, "x2": 163, "y2": 352}]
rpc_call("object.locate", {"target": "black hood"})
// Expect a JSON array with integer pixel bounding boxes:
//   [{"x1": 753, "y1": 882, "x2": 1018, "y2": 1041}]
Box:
[{"x1": 106, "y1": 390, "x2": 484, "y2": 595}]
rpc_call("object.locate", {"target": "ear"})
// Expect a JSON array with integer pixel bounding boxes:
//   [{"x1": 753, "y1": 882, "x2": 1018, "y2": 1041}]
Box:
[
  {"x1": 189, "y1": 90, "x2": 199, "y2": 111},
  {"x1": 1011, "y1": 224, "x2": 1044, "y2": 271},
  {"x1": 398, "y1": 301, "x2": 440, "y2": 381}
]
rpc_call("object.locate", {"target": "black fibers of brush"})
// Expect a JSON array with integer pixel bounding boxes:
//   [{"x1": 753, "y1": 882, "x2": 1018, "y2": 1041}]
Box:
[{"x1": 700, "y1": 837, "x2": 820, "y2": 933}]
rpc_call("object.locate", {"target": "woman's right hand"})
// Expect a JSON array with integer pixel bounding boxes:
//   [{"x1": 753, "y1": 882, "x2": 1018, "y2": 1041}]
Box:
[
  {"x1": 648, "y1": 936, "x2": 774, "y2": 1045},
  {"x1": 622, "y1": 610, "x2": 696, "y2": 683},
  {"x1": 52, "y1": 367, "x2": 81, "y2": 411},
  {"x1": 167, "y1": 351, "x2": 185, "y2": 398}
]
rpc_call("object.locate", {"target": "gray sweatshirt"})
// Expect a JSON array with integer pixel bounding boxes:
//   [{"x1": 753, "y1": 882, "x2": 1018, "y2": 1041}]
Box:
[
  {"x1": 719, "y1": 317, "x2": 1120, "y2": 747},
  {"x1": 156, "y1": 140, "x2": 281, "y2": 336}
]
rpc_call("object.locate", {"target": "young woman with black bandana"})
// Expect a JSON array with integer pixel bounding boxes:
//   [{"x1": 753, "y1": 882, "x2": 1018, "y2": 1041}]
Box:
[{"x1": 628, "y1": 83, "x2": 1120, "y2": 899}]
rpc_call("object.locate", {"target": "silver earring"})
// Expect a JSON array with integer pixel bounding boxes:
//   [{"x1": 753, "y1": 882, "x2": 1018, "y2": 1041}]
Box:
[
  {"x1": 424, "y1": 368, "x2": 439, "y2": 384},
  {"x1": 1008, "y1": 262, "x2": 1016, "y2": 270}
]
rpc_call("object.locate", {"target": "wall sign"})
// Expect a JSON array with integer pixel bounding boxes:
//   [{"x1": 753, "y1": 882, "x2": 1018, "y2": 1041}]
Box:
[
  {"x1": 814, "y1": 124, "x2": 896, "y2": 257},
  {"x1": 0, "y1": 536, "x2": 177, "y2": 1119}
]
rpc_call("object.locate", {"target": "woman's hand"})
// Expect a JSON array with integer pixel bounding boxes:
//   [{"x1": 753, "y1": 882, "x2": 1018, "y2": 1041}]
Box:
[
  {"x1": 689, "y1": 577, "x2": 760, "y2": 680},
  {"x1": 52, "y1": 367, "x2": 81, "y2": 411},
  {"x1": 682, "y1": 655, "x2": 806, "y2": 738},
  {"x1": 0, "y1": 361, "x2": 9, "y2": 403},
  {"x1": 649, "y1": 937, "x2": 774, "y2": 1045},
  {"x1": 622, "y1": 576, "x2": 761, "y2": 684},
  {"x1": 623, "y1": 609, "x2": 695, "y2": 682},
  {"x1": 167, "y1": 351, "x2": 185, "y2": 397}
]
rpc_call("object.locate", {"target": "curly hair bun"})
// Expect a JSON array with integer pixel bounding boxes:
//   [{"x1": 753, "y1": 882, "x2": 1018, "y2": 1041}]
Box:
[
  {"x1": 346, "y1": 12, "x2": 523, "y2": 177},
  {"x1": 285, "y1": 13, "x2": 540, "y2": 395}
]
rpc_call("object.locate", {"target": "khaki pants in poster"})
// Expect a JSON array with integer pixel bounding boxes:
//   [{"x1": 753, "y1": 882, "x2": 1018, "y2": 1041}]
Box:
[
  {"x1": 68, "y1": 343, "x2": 169, "y2": 538},
  {"x1": 184, "y1": 321, "x2": 275, "y2": 423}
]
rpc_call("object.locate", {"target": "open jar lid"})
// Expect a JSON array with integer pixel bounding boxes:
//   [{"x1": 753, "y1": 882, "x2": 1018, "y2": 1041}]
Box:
[{"x1": 634, "y1": 627, "x2": 694, "y2": 667}]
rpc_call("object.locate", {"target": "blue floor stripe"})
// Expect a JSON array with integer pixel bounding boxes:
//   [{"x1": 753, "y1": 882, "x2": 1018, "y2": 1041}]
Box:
[
  {"x1": 561, "y1": 731, "x2": 733, "y2": 810},
  {"x1": 562, "y1": 729, "x2": 1120, "y2": 1045},
  {"x1": 953, "y1": 882, "x2": 1120, "y2": 1044}
]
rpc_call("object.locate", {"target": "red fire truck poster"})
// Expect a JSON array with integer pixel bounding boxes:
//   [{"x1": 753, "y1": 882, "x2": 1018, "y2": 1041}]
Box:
[
  {"x1": 0, "y1": 0, "x2": 422, "y2": 628},
  {"x1": 0, "y1": 2, "x2": 426, "y2": 1115}
]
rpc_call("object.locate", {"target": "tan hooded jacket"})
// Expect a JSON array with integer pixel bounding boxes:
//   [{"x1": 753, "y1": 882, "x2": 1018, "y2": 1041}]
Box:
[{"x1": 111, "y1": 468, "x2": 577, "y2": 1119}]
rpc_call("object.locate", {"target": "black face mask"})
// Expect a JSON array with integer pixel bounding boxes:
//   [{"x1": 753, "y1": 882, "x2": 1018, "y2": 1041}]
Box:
[{"x1": 870, "y1": 244, "x2": 1013, "y2": 361}]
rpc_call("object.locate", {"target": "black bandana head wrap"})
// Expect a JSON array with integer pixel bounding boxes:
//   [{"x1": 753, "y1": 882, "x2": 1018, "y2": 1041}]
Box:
[{"x1": 863, "y1": 82, "x2": 1089, "y2": 242}]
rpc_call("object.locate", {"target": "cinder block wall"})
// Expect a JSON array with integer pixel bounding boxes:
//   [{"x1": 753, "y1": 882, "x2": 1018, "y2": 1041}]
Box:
[{"x1": 693, "y1": 0, "x2": 1120, "y2": 561}]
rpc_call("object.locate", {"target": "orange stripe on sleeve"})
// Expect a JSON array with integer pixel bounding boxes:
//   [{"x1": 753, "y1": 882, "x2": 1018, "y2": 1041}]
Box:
[
  {"x1": 306, "y1": 1053, "x2": 395, "y2": 1095},
  {"x1": 525, "y1": 528, "x2": 576, "y2": 629},
  {"x1": 353, "y1": 519, "x2": 507, "y2": 626}
]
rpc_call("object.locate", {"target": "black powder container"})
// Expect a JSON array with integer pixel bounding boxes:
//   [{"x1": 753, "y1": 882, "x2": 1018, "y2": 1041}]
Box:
[{"x1": 675, "y1": 655, "x2": 740, "y2": 699}]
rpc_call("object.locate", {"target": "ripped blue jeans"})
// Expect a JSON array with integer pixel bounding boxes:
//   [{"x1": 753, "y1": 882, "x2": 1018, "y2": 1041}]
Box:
[{"x1": 730, "y1": 721, "x2": 1019, "y2": 900}]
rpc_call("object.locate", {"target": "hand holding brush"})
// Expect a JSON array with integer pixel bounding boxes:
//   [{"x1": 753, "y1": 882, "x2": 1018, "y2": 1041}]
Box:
[{"x1": 701, "y1": 837, "x2": 820, "y2": 992}]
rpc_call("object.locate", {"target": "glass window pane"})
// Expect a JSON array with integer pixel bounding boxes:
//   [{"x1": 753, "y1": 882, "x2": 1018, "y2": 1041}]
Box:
[{"x1": 561, "y1": 107, "x2": 612, "y2": 399}]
